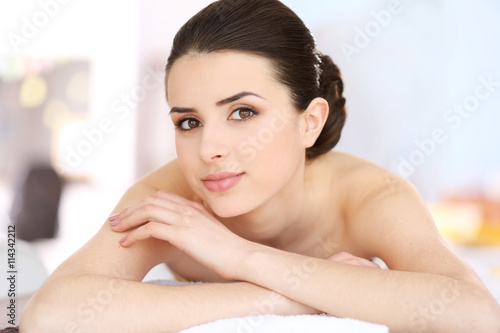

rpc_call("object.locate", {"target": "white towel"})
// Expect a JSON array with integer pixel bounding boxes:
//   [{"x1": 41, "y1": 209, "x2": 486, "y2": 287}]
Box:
[
  {"x1": 179, "y1": 314, "x2": 388, "y2": 333},
  {"x1": 147, "y1": 280, "x2": 389, "y2": 333}
]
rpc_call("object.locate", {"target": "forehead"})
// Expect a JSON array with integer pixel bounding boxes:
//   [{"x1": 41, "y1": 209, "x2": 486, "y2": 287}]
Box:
[{"x1": 166, "y1": 51, "x2": 286, "y2": 105}]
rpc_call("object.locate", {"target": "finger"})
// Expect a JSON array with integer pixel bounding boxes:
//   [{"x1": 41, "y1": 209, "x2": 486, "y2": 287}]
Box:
[
  {"x1": 154, "y1": 191, "x2": 212, "y2": 218},
  {"x1": 112, "y1": 203, "x2": 181, "y2": 232},
  {"x1": 328, "y1": 252, "x2": 381, "y2": 269},
  {"x1": 110, "y1": 191, "x2": 207, "y2": 224},
  {"x1": 120, "y1": 221, "x2": 176, "y2": 247},
  {"x1": 368, "y1": 260, "x2": 381, "y2": 269},
  {"x1": 118, "y1": 193, "x2": 181, "y2": 220},
  {"x1": 110, "y1": 193, "x2": 186, "y2": 227},
  {"x1": 147, "y1": 191, "x2": 214, "y2": 221},
  {"x1": 355, "y1": 258, "x2": 381, "y2": 269},
  {"x1": 342, "y1": 258, "x2": 380, "y2": 269},
  {"x1": 327, "y1": 251, "x2": 351, "y2": 261}
]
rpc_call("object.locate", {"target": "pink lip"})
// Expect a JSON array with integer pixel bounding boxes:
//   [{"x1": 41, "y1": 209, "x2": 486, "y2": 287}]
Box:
[{"x1": 201, "y1": 172, "x2": 244, "y2": 193}]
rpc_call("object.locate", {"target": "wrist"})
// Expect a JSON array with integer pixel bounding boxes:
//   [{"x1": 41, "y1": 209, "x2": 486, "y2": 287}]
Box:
[
  {"x1": 230, "y1": 238, "x2": 265, "y2": 281},
  {"x1": 230, "y1": 246, "x2": 324, "y2": 316}
]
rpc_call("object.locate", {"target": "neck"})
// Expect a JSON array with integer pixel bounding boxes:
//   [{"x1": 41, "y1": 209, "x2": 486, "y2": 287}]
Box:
[{"x1": 218, "y1": 159, "x2": 316, "y2": 248}]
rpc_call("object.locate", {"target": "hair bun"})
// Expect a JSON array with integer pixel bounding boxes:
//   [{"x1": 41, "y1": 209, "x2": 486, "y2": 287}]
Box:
[{"x1": 306, "y1": 54, "x2": 347, "y2": 159}]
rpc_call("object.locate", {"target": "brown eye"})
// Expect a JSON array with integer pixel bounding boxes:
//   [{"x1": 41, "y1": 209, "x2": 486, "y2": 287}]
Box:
[
  {"x1": 239, "y1": 109, "x2": 251, "y2": 119},
  {"x1": 229, "y1": 107, "x2": 258, "y2": 120},
  {"x1": 188, "y1": 119, "x2": 200, "y2": 128},
  {"x1": 178, "y1": 118, "x2": 202, "y2": 131}
]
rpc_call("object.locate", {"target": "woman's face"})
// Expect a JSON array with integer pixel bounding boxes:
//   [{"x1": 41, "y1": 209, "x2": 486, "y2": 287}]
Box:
[{"x1": 167, "y1": 51, "x2": 307, "y2": 218}]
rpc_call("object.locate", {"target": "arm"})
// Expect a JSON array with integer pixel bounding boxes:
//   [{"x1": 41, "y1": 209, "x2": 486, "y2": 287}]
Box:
[
  {"x1": 238, "y1": 175, "x2": 500, "y2": 333},
  {"x1": 22, "y1": 275, "x2": 311, "y2": 333},
  {"x1": 114, "y1": 169, "x2": 500, "y2": 333},
  {"x1": 20, "y1": 161, "x2": 316, "y2": 332}
]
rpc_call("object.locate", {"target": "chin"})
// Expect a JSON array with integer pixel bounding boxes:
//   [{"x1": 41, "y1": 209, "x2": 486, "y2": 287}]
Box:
[
  {"x1": 203, "y1": 195, "x2": 254, "y2": 219},
  {"x1": 209, "y1": 203, "x2": 248, "y2": 219}
]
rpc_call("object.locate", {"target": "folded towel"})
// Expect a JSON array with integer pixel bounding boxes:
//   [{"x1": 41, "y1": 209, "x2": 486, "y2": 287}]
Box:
[
  {"x1": 147, "y1": 280, "x2": 389, "y2": 333},
  {"x1": 179, "y1": 314, "x2": 389, "y2": 333}
]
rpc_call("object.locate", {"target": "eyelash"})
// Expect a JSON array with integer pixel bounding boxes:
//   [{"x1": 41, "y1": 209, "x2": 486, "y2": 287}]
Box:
[{"x1": 174, "y1": 106, "x2": 260, "y2": 132}]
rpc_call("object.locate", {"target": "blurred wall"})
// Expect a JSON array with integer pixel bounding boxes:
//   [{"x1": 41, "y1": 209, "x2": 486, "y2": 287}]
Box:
[
  {"x1": 1, "y1": 0, "x2": 499, "y2": 202},
  {"x1": 290, "y1": 0, "x2": 500, "y2": 200},
  {"x1": 1, "y1": 0, "x2": 139, "y2": 190}
]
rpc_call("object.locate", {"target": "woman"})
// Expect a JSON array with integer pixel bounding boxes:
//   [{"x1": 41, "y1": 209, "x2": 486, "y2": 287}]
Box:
[{"x1": 21, "y1": 0, "x2": 500, "y2": 332}]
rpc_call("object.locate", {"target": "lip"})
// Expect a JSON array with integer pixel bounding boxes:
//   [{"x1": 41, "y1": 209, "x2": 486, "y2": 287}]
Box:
[{"x1": 201, "y1": 172, "x2": 244, "y2": 193}]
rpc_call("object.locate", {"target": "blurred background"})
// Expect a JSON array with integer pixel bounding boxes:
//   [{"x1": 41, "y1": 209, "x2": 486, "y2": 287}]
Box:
[{"x1": 0, "y1": 0, "x2": 499, "y2": 310}]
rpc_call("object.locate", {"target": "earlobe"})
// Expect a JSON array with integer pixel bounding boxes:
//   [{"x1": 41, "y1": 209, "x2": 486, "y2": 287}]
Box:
[{"x1": 303, "y1": 97, "x2": 329, "y2": 148}]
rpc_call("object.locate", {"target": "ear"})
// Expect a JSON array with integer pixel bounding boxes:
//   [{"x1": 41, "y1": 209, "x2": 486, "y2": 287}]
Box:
[{"x1": 301, "y1": 97, "x2": 329, "y2": 149}]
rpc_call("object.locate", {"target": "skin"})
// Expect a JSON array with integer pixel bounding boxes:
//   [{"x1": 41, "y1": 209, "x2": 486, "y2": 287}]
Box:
[{"x1": 20, "y1": 51, "x2": 500, "y2": 333}]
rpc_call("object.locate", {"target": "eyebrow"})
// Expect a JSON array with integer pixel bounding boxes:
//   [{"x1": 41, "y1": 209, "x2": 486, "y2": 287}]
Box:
[
  {"x1": 169, "y1": 91, "x2": 264, "y2": 114},
  {"x1": 216, "y1": 91, "x2": 264, "y2": 106}
]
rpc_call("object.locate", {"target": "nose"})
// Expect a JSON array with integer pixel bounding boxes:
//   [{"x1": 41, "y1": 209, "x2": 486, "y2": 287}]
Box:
[{"x1": 198, "y1": 123, "x2": 230, "y2": 163}]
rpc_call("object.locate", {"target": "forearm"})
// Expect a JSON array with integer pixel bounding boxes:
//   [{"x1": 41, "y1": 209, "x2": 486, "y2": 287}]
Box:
[
  {"x1": 20, "y1": 274, "x2": 301, "y2": 333},
  {"x1": 242, "y1": 247, "x2": 500, "y2": 333}
]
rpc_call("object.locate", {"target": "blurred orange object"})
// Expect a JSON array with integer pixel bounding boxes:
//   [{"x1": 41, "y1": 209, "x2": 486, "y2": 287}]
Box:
[
  {"x1": 471, "y1": 222, "x2": 500, "y2": 246},
  {"x1": 447, "y1": 196, "x2": 500, "y2": 225},
  {"x1": 428, "y1": 198, "x2": 500, "y2": 245}
]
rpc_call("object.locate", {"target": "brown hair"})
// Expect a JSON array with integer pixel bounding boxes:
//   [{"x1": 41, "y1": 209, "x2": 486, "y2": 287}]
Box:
[{"x1": 166, "y1": 0, "x2": 346, "y2": 159}]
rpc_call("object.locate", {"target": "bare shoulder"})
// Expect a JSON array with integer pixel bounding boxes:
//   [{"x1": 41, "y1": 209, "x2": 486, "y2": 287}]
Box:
[
  {"x1": 322, "y1": 152, "x2": 480, "y2": 282},
  {"x1": 319, "y1": 151, "x2": 411, "y2": 203},
  {"x1": 51, "y1": 159, "x2": 192, "y2": 281},
  {"x1": 322, "y1": 151, "x2": 429, "y2": 240},
  {"x1": 319, "y1": 151, "x2": 421, "y2": 242}
]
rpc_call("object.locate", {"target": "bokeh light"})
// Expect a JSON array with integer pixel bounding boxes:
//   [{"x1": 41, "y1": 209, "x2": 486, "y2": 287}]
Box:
[
  {"x1": 66, "y1": 71, "x2": 89, "y2": 104},
  {"x1": 43, "y1": 99, "x2": 70, "y2": 129},
  {"x1": 18, "y1": 74, "x2": 48, "y2": 108}
]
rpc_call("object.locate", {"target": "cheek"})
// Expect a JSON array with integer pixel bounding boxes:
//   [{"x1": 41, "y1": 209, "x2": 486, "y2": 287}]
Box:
[
  {"x1": 175, "y1": 135, "x2": 200, "y2": 180},
  {"x1": 254, "y1": 113, "x2": 301, "y2": 157},
  {"x1": 238, "y1": 111, "x2": 301, "y2": 161},
  {"x1": 242, "y1": 119, "x2": 303, "y2": 178},
  {"x1": 175, "y1": 135, "x2": 190, "y2": 162}
]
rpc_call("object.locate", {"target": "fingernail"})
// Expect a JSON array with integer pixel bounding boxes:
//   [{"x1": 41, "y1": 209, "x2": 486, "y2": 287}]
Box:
[
  {"x1": 120, "y1": 236, "x2": 127, "y2": 244},
  {"x1": 109, "y1": 213, "x2": 119, "y2": 221},
  {"x1": 110, "y1": 219, "x2": 120, "y2": 227}
]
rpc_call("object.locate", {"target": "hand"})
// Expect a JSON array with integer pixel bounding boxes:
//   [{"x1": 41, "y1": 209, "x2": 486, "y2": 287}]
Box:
[
  {"x1": 109, "y1": 191, "x2": 251, "y2": 280},
  {"x1": 268, "y1": 252, "x2": 380, "y2": 316},
  {"x1": 327, "y1": 251, "x2": 381, "y2": 269}
]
